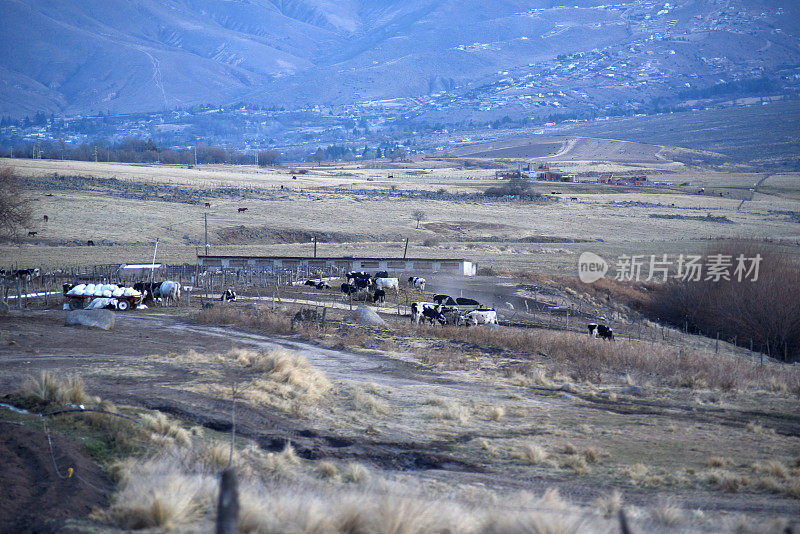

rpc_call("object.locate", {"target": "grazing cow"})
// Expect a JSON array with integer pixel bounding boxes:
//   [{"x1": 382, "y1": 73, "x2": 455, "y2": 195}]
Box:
[
  {"x1": 87, "y1": 240, "x2": 95, "y2": 246},
  {"x1": 43, "y1": 215, "x2": 49, "y2": 222},
  {"x1": 455, "y1": 297, "x2": 480, "y2": 307},
  {"x1": 433, "y1": 294, "x2": 456, "y2": 306},
  {"x1": 237, "y1": 207, "x2": 248, "y2": 213},
  {"x1": 374, "y1": 271, "x2": 389, "y2": 279},
  {"x1": 220, "y1": 289, "x2": 236, "y2": 302},
  {"x1": 204, "y1": 202, "x2": 211, "y2": 208},
  {"x1": 340, "y1": 283, "x2": 370, "y2": 301},
  {"x1": 315, "y1": 281, "x2": 331, "y2": 290},
  {"x1": 411, "y1": 302, "x2": 446, "y2": 325},
  {"x1": 159, "y1": 281, "x2": 181, "y2": 306},
  {"x1": 6, "y1": 268, "x2": 40, "y2": 282},
  {"x1": 134, "y1": 281, "x2": 161, "y2": 302},
  {"x1": 373, "y1": 288, "x2": 386, "y2": 304},
  {"x1": 588, "y1": 323, "x2": 614, "y2": 340},
  {"x1": 304, "y1": 280, "x2": 317, "y2": 287},
  {"x1": 347, "y1": 271, "x2": 370, "y2": 283},
  {"x1": 27, "y1": 231, "x2": 37, "y2": 237},
  {"x1": 373, "y1": 277, "x2": 399, "y2": 294},
  {"x1": 408, "y1": 276, "x2": 426, "y2": 291},
  {"x1": 460, "y1": 309, "x2": 498, "y2": 326}
]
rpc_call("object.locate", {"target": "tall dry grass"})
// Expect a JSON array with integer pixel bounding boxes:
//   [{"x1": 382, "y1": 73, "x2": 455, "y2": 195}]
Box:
[
  {"x1": 409, "y1": 323, "x2": 799, "y2": 392},
  {"x1": 196, "y1": 305, "x2": 292, "y2": 335},
  {"x1": 19, "y1": 371, "x2": 90, "y2": 407}
]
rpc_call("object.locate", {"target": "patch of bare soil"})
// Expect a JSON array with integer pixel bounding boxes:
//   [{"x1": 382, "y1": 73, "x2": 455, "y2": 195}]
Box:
[
  {"x1": 424, "y1": 221, "x2": 513, "y2": 233},
  {"x1": 0, "y1": 421, "x2": 111, "y2": 534}
]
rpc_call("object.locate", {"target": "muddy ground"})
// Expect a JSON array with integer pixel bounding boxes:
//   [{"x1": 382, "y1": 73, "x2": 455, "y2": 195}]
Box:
[{"x1": 0, "y1": 308, "x2": 798, "y2": 530}]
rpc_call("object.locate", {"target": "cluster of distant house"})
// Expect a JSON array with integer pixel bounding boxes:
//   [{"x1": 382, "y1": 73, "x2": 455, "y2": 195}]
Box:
[{"x1": 495, "y1": 163, "x2": 663, "y2": 186}]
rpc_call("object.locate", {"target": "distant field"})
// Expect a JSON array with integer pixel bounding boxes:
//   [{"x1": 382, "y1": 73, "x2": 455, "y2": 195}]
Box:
[{"x1": 2, "y1": 158, "x2": 799, "y2": 271}]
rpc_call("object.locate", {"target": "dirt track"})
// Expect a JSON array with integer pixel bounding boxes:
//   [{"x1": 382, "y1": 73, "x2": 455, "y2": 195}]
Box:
[{"x1": 1, "y1": 309, "x2": 799, "y2": 525}]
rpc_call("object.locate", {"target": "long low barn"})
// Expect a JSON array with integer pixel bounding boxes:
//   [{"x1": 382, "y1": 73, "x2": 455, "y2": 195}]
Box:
[{"x1": 197, "y1": 255, "x2": 478, "y2": 276}]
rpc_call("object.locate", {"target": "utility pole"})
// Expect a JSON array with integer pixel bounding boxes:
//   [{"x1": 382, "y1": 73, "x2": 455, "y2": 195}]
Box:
[
  {"x1": 194, "y1": 145, "x2": 198, "y2": 165},
  {"x1": 403, "y1": 238, "x2": 409, "y2": 259},
  {"x1": 150, "y1": 239, "x2": 159, "y2": 284},
  {"x1": 204, "y1": 213, "x2": 209, "y2": 255},
  {"x1": 313, "y1": 236, "x2": 317, "y2": 258}
]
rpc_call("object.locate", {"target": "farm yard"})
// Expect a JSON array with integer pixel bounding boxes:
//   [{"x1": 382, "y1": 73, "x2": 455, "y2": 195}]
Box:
[{"x1": 1, "y1": 155, "x2": 800, "y2": 532}]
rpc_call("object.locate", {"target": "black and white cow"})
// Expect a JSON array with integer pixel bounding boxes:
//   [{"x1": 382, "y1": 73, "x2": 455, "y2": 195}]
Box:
[
  {"x1": 5, "y1": 268, "x2": 40, "y2": 282},
  {"x1": 347, "y1": 271, "x2": 371, "y2": 283},
  {"x1": 373, "y1": 288, "x2": 386, "y2": 304},
  {"x1": 221, "y1": 289, "x2": 237, "y2": 302},
  {"x1": 407, "y1": 276, "x2": 426, "y2": 291},
  {"x1": 341, "y1": 283, "x2": 371, "y2": 301},
  {"x1": 374, "y1": 271, "x2": 389, "y2": 279},
  {"x1": 455, "y1": 297, "x2": 481, "y2": 307},
  {"x1": 411, "y1": 302, "x2": 446, "y2": 325},
  {"x1": 588, "y1": 323, "x2": 614, "y2": 340},
  {"x1": 133, "y1": 281, "x2": 161, "y2": 302},
  {"x1": 315, "y1": 281, "x2": 331, "y2": 290},
  {"x1": 433, "y1": 294, "x2": 457, "y2": 306}
]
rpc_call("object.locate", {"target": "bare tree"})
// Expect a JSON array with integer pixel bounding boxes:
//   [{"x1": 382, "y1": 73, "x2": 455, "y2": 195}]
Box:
[
  {"x1": 412, "y1": 209, "x2": 426, "y2": 229},
  {"x1": 0, "y1": 167, "x2": 33, "y2": 241}
]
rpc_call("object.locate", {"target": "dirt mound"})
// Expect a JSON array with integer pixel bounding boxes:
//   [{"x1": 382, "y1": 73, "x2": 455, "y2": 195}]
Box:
[{"x1": 0, "y1": 421, "x2": 111, "y2": 533}]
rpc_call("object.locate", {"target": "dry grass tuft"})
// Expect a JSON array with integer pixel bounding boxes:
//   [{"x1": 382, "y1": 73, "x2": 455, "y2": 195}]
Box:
[
  {"x1": 488, "y1": 406, "x2": 505, "y2": 421},
  {"x1": 140, "y1": 412, "x2": 191, "y2": 447},
  {"x1": 517, "y1": 444, "x2": 549, "y2": 466},
  {"x1": 230, "y1": 348, "x2": 332, "y2": 411},
  {"x1": 595, "y1": 490, "x2": 623, "y2": 517},
  {"x1": 582, "y1": 447, "x2": 604, "y2": 463},
  {"x1": 342, "y1": 462, "x2": 370, "y2": 483},
  {"x1": 317, "y1": 461, "x2": 339, "y2": 479},
  {"x1": 706, "y1": 456, "x2": 733, "y2": 468},
  {"x1": 19, "y1": 371, "x2": 89, "y2": 406},
  {"x1": 752, "y1": 460, "x2": 788, "y2": 479},
  {"x1": 426, "y1": 399, "x2": 471, "y2": 424},
  {"x1": 786, "y1": 479, "x2": 800, "y2": 499},
  {"x1": 623, "y1": 463, "x2": 649, "y2": 482},
  {"x1": 352, "y1": 386, "x2": 391, "y2": 416},
  {"x1": 562, "y1": 442, "x2": 577, "y2": 455},
  {"x1": 561, "y1": 454, "x2": 591, "y2": 475},
  {"x1": 651, "y1": 499, "x2": 684, "y2": 527}
]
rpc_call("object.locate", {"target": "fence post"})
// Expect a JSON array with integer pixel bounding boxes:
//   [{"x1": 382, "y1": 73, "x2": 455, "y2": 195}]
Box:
[
  {"x1": 715, "y1": 332, "x2": 719, "y2": 354},
  {"x1": 618, "y1": 509, "x2": 631, "y2": 534},
  {"x1": 216, "y1": 467, "x2": 239, "y2": 534}
]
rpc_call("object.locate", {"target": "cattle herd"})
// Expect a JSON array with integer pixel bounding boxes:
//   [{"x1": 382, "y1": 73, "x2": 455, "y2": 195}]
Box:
[{"x1": 7, "y1": 265, "x2": 616, "y2": 337}]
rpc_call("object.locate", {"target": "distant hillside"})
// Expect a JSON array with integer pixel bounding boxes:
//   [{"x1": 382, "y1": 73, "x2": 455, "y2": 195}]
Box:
[{"x1": 2, "y1": 0, "x2": 798, "y2": 118}]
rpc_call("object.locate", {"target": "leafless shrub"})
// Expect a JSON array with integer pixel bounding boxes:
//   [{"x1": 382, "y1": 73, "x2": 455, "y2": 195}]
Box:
[
  {"x1": 0, "y1": 166, "x2": 33, "y2": 241},
  {"x1": 649, "y1": 239, "x2": 800, "y2": 362}
]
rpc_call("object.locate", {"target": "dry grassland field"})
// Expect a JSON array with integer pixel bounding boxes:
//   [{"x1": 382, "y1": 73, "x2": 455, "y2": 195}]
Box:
[{"x1": 1, "y1": 153, "x2": 800, "y2": 533}]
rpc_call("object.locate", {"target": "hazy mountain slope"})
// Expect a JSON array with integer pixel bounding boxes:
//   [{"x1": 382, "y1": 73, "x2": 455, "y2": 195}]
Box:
[{"x1": 1, "y1": 0, "x2": 797, "y2": 117}]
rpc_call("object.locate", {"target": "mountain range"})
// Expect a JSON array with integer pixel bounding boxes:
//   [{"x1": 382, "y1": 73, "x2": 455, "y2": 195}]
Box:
[{"x1": 1, "y1": 0, "x2": 798, "y2": 119}]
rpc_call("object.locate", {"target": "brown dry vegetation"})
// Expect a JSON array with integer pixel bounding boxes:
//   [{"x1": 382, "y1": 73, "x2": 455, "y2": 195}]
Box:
[{"x1": 407, "y1": 322, "x2": 800, "y2": 392}]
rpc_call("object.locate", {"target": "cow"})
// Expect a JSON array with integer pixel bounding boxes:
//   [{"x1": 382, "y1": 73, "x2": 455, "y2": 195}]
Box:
[
  {"x1": 6, "y1": 268, "x2": 40, "y2": 282},
  {"x1": 460, "y1": 309, "x2": 498, "y2": 326},
  {"x1": 588, "y1": 323, "x2": 614, "y2": 340},
  {"x1": 159, "y1": 281, "x2": 181, "y2": 306},
  {"x1": 220, "y1": 289, "x2": 236, "y2": 302},
  {"x1": 62, "y1": 283, "x2": 76, "y2": 294},
  {"x1": 204, "y1": 202, "x2": 211, "y2": 208},
  {"x1": 408, "y1": 276, "x2": 426, "y2": 291},
  {"x1": 373, "y1": 271, "x2": 389, "y2": 279},
  {"x1": 315, "y1": 281, "x2": 331, "y2": 290},
  {"x1": 346, "y1": 271, "x2": 371, "y2": 283},
  {"x1": 433, "y1": 294, "x2": 456, "y2": 306},
  {"x1": 373, "y1": 288, "x2": 386, "y2": 304},
  {"x1": 304, "y1": 280, "x2": 317, "y2": 287},
  {"x1": 87, "y1": 240, "x2": 95, "y2": 246},
  {"x1": 43, "y1": 215, "x2": 49, "y2": 222},
  {"x1": 238, "y1": 207, "x2": 248, "y2": 213},
  {"x1": 27, "y1": 231, "x2": 37, "y2": 237},
  {"x1": 411, "y1": 302, "x2": 446, "y2": 325},
  {"x1": 373, "y1": 277, "x2": 399, "y2": 294},
  {"x1": 133, "y1": 281, "x2": 162, "y2": 303},
  {"x1": 455, "y1": 297, "x2": 480, "y2": 307},
  {"x1": 340, "y1": 283, "x2": 370, "y2": 301}
]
